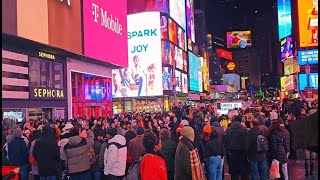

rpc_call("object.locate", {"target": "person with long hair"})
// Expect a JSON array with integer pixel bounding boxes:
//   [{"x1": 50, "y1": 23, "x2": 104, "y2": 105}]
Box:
[{"x1": 29, "y1": 130, "x2": 42, "y2": 180}]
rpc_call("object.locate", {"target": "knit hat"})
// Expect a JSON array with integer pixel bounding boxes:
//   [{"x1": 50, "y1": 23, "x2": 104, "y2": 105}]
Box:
[
  {"x1": 13, "y1": 128, "x2": 22, "y2": 137},
  {"x1": 180, "y1": 120, "x2": 189, "y2": 126},
  {"x1": 180, "y1": 126, "x2": 194, "y2": 142},
  {"x1": 203, "y1": 125, "x2": 212, "y2": 133},
  {"x1": 62, "y1": 123, "x2": 73, "y2": 132},
  {"x1": 136, "y1": 126, "x2": 145, "y2": 135},
  {"x1": 106, "y1": 128, "x2": 117, "y2": 137}
]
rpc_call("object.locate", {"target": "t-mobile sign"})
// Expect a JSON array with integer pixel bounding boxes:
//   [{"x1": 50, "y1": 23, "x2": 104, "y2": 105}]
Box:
[{"x1": 83, "y1": 0, "x2": 128, "y2": 67}]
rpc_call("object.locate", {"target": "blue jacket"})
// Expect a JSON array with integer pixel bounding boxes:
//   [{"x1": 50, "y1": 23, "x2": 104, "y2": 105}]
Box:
[{"x1": 8, "y1": 137, "x2": 29, "y2": 166}]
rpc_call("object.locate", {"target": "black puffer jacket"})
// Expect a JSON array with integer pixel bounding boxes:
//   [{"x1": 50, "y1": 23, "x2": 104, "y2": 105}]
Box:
[
  {"x1": 224, "y1": 121, "x2": 247, "y2": 151},
  {"x1": 269, "y1": 129, "x2": 288, "y2": 164}
]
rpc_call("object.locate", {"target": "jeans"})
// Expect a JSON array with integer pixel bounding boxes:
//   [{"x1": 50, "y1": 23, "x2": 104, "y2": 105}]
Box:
[
  {"x1": 40, "y1": 176, "x2": 57, "y2": 180},
  {"x1": 207, "y1": 155, "x2": 223, "y2": 180},
  {"x1": 69, "y1": 172, "x2": 91, "y2": 180},
  {"x1": 92, "y1": 171, "x2": 101, "y2": 180},
  {"x1": 248, "y1": 160, "x2": 268, "y2": 180},
  {"x1": 280, "y1": 163, "x2": 288, "y2": 180},
  {"x1": 19, "y1": 164, "x2": 29, "y2": 180}
]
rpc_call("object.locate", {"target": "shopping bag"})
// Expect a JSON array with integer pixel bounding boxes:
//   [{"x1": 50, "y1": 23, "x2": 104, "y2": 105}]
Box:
[{"x1": 269, "y1": 159, "x2": 280, "y2": 178}]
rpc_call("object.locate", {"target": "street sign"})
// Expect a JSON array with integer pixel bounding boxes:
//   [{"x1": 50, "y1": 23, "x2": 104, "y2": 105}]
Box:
[{"x1": 305, "y1": 65, "x2": 311, "y2": 75}]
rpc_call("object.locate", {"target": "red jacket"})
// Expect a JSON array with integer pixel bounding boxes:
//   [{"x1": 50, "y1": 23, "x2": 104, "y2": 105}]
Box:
[{"x1": 140, "y1": 153, "x2": 167, "y2": 180}]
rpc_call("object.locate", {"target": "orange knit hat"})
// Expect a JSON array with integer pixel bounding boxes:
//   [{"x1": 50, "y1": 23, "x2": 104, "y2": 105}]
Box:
[{"x1": 203, "y1": 125, "x2": 212, "y2": 133}]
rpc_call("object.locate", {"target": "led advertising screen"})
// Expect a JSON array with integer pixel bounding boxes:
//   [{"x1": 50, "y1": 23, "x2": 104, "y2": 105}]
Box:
[
  {"x1": 169, "y1": 0, "x2": 186, "y2": 30},
  {"x1": 169, "y1": 18, "x2": 178, "y2": 46},
  {"x1": 298, "y1": 49, "x2": 318, "y2": 65},
  {"x1": 181, "y1": 73, "x2": 188, "y2": 93},
  {"x1": 160, "y1": 14, "x2": 168, "y2": 39},
  {"x1": 280, "y1": 36, "x2": 294, "y2": 61},
  {"x1": 146, "y1": 0, "x2": 169, "y2": 14},
  {"x1": 188, "y1": 52, "x2": 203, "y2": 92},
  {"x1": 202, "y1": 52, "x2": 210, "y2": 91},
  {"x1": 175, "y1": 70, "x2": 182, "y2": 92},
  {"x1": 162, "y1": 41, "x2": 173, "y2": 65},
  {"x1": 175, "y1": 47, "x2": 184, "y2": 70},
  {"x1": 298, "y1": 0, "x2": 318, "y2": 47},
  {"x1": 83, "y1": 74, "x2": 112, "y2": 101},
  {"x1": 83, "y1": 0, "x2": 128, "y2": 67},
  {"x1": 280, "y1": 75, "x2": 295, "y2": 91},
  {"x1": 222, "y1": 74, "x2": 240, "y2": 91},
  {"x1": 226, "y1": 31, "x2": 252, "y2": 48},
  {"x1": 178, "y1": 27, "x2": 186, "y2": 50},
  {"x1": 284, "y1": 58, "x2": 300, "y2": 75},
  {"x1": 162, "y1": 66, "x2": 173, "y2": 90},
  {"x1": 277, "y1": 0, "x2": 292, "y2": 40},
  {"x1": 299, "y1": 73, "x2": 318, "y2": 90},
  {"x1": 112, "y1": 12, "x2": 162, "y2": 97},
  {"x1": 186, "y1": 0, "x2": 195, "y2": 42}
]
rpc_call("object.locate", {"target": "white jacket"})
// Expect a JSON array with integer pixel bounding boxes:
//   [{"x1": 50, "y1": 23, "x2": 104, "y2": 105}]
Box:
[{"x1": 104, "y1": 135, "x2": 127, "y2": 176}]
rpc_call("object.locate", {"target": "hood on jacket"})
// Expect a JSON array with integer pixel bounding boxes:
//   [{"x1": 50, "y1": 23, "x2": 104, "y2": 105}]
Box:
[
  {"x1": 212, "y1": 121, "x2": 222, "y2": 127},
  {"x1": 67, "y1": 136, "x2": 83, "y2": 146},
  {"x1": 229, "y1": 121, "x2": 244, "y2": 130},
  {"x1": 108, "y1": 135, "x2": 126, "y2": 146}
]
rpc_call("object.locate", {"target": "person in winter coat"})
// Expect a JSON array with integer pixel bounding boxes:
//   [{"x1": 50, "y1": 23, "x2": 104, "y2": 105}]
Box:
[
  {"x1": 224, "y1": 115, "x2": 249, "y2": 180},
  {"x1": 205, "y1": 130, "x2": 226, "y2": 180},
  {"x1": 245, "y1": 118, "x2": 268, "y2": 180},
  {"x1": 269, "y1": 121, "x2": 289, "y2": 180},
  {"x1": 128, "y1": 126, "x2": 145, "y2": 162},
  {"x1": 91, "y1": 135, "x2": 103, "y2": 180},
  {"x1": 277, "y1": 117, "x2": 290, "y2": 179},
  {"x1": 8, "y1": 128, "x2": 29, "y2": 180},
  {"x1": 61, "y1": 124, "x2": 94, "y2": 179},
  {"x1": 29, "y1": 130, "x2": 41, "y2": 180},
  {"x1": 140, "y1": 131, "x2": 168, "y2": 180},
  {"x1": 104, "y1": 128, "x2": 127, "y2": 179},
  {"x1": 33, "y1": 125, "x2": 60, "y2": 180},
  {"x1": 175, "y1": 126, "x2": 195, "y2": 180},
  {"x1": 159, "y1": 128, "x2": 177, "y2": 180}
]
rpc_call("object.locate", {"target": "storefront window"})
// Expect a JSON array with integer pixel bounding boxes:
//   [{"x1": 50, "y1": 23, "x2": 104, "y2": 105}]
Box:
[{"x1": 29, "y1": 57, "x2": 64, "y2": 89}]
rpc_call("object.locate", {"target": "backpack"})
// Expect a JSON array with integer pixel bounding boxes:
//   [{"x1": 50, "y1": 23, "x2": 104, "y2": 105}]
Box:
[
  {"x1": 123, "y1": 154, "x2": 153, "y2": 180},
  {"x1": 254, "y1": 130, "x2": 268, "y2": 152}
]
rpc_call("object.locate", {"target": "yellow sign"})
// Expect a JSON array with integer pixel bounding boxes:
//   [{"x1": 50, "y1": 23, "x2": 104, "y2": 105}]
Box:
[
  {"x1": 284, "y1": 58, "x2": 300, "y2": 75},
  {"x1": 38, "y1": 51, "x2": 55, "y2": 60},
  {"x1": 227, "y1": 62, "x2": 236, "y2": 71},
  {"x1": 33, "y1": 88, "x2": 64, "y2": 98}
]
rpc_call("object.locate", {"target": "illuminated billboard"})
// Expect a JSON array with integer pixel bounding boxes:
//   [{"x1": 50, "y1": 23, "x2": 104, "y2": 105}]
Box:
[
  {"x1": 280, "y1": 75, "x2": 295, "y2": 91},
  {"x1": 175, "y1": 70, "x2": 182, "y2": 92},
  {"x1": 83, "y1": 0, "x2": 128, "y2": 67},
  {"x1": 280, "y1": 36, "x2": 294, "y2": 61},
  {"x1": 226, "y1": 31, "x2": 252, "y2": 48},
  {"x1": 186, "y1": 0, "x2": 195, "y2": 42},
  {"x1": 277, "y1": 0, "x2": 292, "y2": 40},
  {"x1": 201, "y1": 51, "x2": 210, "y2": 91},
  {"x1": 284, "y1": 58, "x2": 300, "y2": 75},
  {"x1": 222, "y1": 74, "x2": 240, "y2": 91},
  {"x1": 299, "y1": 73, "x2": 318, "y2": 90},
  {"x1": 169, "y1": 0, "x2": 186, "y2": 30},
  {"x1": 113, "y1": 12, "x2": 163, "y2": 97},
  {"x1": 188, "y1": 52, "x2": 202, "y2": 92},
  {"x1": 162, "y1": 66, "x2": 173, "y2": 91},
  {"x1": 181, "y1": 73, "x2": 188, "y2": 93},
  {"x1": 298, "y1": 0, "x2": 318, "y2": 47},
  {"x1": 146, "y1": 0, "x2": 169, "y2": 14},
  {"x1": 298, "y1": 49, "x2": 318, "y2": 65}
]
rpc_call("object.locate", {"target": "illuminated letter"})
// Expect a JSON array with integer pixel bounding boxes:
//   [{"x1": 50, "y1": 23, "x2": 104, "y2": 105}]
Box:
[
  {"x1": 38, "y1": 89, "x2": 42, "y2": 97},
  {"x1": 60, "y1": 90, "x2": 64, "y2": 98},
  {"x1": 34, "y1": 88, "x2": 38, "y2": 97},
  {"x1": 52, "y1": 90, "x2": 56, "y2": 97},
  {"x1": 47, "y1": 89, "x2": 52, "y2": 97},
  {"x1": 92, "y1": 3, "x2": 99, "y2": 23},
  {"x1": 57, "y1": 90, "x2": 60, "y2": 98},
  {"x1": 43, "y1": 89, "x2": 47, "y2": 97}
]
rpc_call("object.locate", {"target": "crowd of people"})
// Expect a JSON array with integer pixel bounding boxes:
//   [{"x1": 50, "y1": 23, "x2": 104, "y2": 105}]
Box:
[{"x1": 2, "y1": 98, "x2": 318, "y2": 180}]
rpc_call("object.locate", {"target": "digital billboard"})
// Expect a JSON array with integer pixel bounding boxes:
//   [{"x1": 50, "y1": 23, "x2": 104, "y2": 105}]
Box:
[
  {"x1": 284, "y1": 58, "x2": 300, "y2": 75},
  {"x1": 280, "y1": 36, "x2": 293, "y2": 61},
  {"x1": 181, "y1": 73, "x2": 188, "y2": 93},
  {"x1": 298, "y1": 0, "x2": 318, "y2": 47},
  {"x1": 160, "y1": 14, "x2": 168, "y2": 39},
  {"x1": 162, "y1": 66, "x2": 173, "y2": 90},
  {"x1": 186, "y1": 0, "x2": 195, "y2": 42},
  {"x1": 175, "y1": 70, "x2": 182, "y2": 92},
  {"x1": 83, "y1": 74, "x2": 112, "y2": 101},
  {"x1": 201, "y1": 54, "x2": 210, "y2": 91},
  {"x1": 83, "y1": 0, "x2": 128, "y2": 67},
  {"x1": 298, "y1": 49, "x2": 318, "y2": 65},
  {"x1": 216, "y1": 49, "x2": 233, "y2": 61},
  {"x1": 146, "y1": 0, "x2": 169, "y2": 14},
  {"x1": 169, "y1": 18, "x2": 178, "y2": 45},
  {"x1": 222, "y1": 74, "x2": 240, "y2": 91},
  {"x1": 113, "y1": 12, "x2": 162, "y2": 97},
  {"x1": 280, "y1": 75, "x2": 295, "y2": 91},
  {"x1": 226, "y1": 31, "x2": 252, "y2": 48},
  {"x1": 175, "y1": 47, "x2": 184, "y2": 70},
  {"x1": 299, "y1": 73, "x2": 318, "y2": 90},
  {"x1": 277, "y1": 0, "x2": 292, "y2": 40},
  {"x1": 169, "y1": 0, "x2": 186, "y2": 30},
  {"x1": 188, "y1": 52, "x2": 202, "y2": 92}
]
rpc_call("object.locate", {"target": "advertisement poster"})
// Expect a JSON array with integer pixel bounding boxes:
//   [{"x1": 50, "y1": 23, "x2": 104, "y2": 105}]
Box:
[
  {"x1": 284, "y1": 58, "x2": 300, "y2": 75},
  {"x1": 280, "y1": 36, "x2": 293, "y2": 61},
  {"x1": 298, "y1": 0, "x2": 318, "y2": 47},
  {"x1": 178, "y1": 28, "x2": 186, "y2": 50},
  {"x1": 188, "y1": 52, "x2": 202, "y2": 92},
  {"x1": 175, "y1": 47, "x2": 184, "y2": 70},
  {"x1": 113, "y1": 12, "x2": 162, "y2": 97},
  {"x1": 175, "y1": 70, "x2": 182, "y2": 92},
  {"x1": 222, "y1": 74, "x2": 240, "y2": 91},
  {"x1": 83, "y1": 0, "x2": 128, "y2": 67},
  {"x1": 216, "y1": 48, "x2": 233, "y2": 61},
  {"x1": 169, "y1": 0, "x2": 186, "y2": 30},
  {"x1": 226, "y1": 31, "x2": 252, "y2": 48},
  {"x1": 298, "y1": 49, "x2": 318, "y2": 65},
  {"x1": 299, "y1": 73, "x2": 318, "y2": 90},
  {"x1": 202, "y1": 53, "x2": 210, "y2": 91},
  {"x1": 146, "y1": 0, "x2": 169, "y2": 14},
  {"x1": 277, "y1": 0, "x2": 292, "y2": 40},
  {"x1": 162, "y1": 41, "x2": 172, "y2": 65},
  {"x1": 83, "y1": 74, "x2": 112, "y2": 101},
  {"x1": 186, "y1": 0, "x2": 195, "y2": 42},
  {"x1": 281, "y1": 75, "x2": 295, "y2": 91},
  {"x1": 181, "y1": 73, "x2": 188, "y2": 93},
  {"x1": 169, "y1": 18, "x2": 178, "y2": 45},
  {"x1": 162, "y1": 66, "x2": 173, "y2": 90},
  {"x1": 160, "y1": 14, "x2": 168, "y2": 39}
]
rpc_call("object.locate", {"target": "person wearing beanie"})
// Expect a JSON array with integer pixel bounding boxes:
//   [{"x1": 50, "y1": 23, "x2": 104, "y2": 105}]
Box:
[
  {"x1": 159, "y1": 129, "x2": 177, "y2": 180},
  {"x1": 202, "y1": 125, "x2": 212, "y2": 145},
  {"x1": 104, "y1": 128, "x2": 127, "y2": 178},
  {"x1": 128, "y1": 126, "x2": 146, "y2": 162},
  {"x1": 8, "y1": 127, "x2": 29, "y2": 180},
  {"x1": 175, "y1": 126, "x2": 198, "y2": 180},
  {"x1": 276, "y1": 117, "x2": 291, "y2": 179}
]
